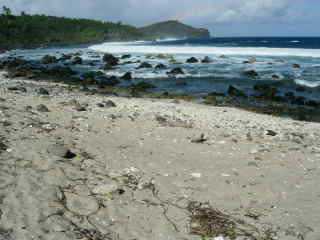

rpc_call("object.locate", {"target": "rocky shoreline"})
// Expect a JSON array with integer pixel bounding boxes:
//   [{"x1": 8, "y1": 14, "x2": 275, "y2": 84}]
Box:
[
  {"x1": 0, "y1": 71, "x2": 320, "y2": 239},
  {"x1": 1, "y1": 52, "x2": 320, "y2": 123}
]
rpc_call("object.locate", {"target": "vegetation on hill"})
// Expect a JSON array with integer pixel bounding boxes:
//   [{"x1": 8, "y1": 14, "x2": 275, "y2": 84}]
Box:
[
  {"x1": 0, "y1": 6, "x2": 142, "y2": 49},
  {"x1": 139, "y1": 20, "x2": 210, "y2": 40},
  {"x1": 0, "y1": 6, "x2": 210, "y2": 50}
]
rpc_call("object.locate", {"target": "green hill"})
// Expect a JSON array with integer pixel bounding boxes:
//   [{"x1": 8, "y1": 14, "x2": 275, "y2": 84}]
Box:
[
  {"x1": 0, "y1": 14, "x2": 143, "y2": 49},
  {"x1": 0, "y1": 10, "x2": 210, "y2": 50},
  {"x1": 139, "y1": 20, "x2": 210, "y2": 40}
]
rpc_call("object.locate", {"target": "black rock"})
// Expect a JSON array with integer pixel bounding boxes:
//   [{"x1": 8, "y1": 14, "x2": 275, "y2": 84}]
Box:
[
  {"x1": 103, "y1": 54, "x2": 119, "y2": 66},
  {"x1": 121, "y1": 72, "x2": 132, "y2": 80},
  {"x1": 36, "y1": 104, "x2": 50, "y2": 112},
  {"x1": 155, "y1": 63, "x2": 167, "y2": 70},
  {"x1": 121, "y1": 54, "x2": 131, "y2": 59},
  {"x1": 41, "y1": 55, "x2": 58, "y2": 64},
  {"x1": 136, "y1": 62, "x2": 153, "y2": 69},
  {"x1": 103, "y1": 100, "x2": 117, "y2": 108},
  {"x1": 186, "y1": 57, "x2": 199, "y2": 63},
  {"x1": 38, "y1": 87, "x2": 49, "y2": 95},
  {"x1": 167, "y1": 67, "x2": 184, "y2": 75},
  {"x1": 266, "y1": 130, "x2": 277, "y2": 136},
  {"x1": 7, "y1": 86, "x2": 27, "y2": 92},
  {"x1": 228, "y1": 85, "x2": 247, "y2": 98},
  {"x1": 71, "y1": 56, "x2": 83, "y2": 65},
  {"x1": 292, "y1": 63, "x2": 301, "y2": 69},
  {"x1": 296, "y1": 86, "x2": 306, "y2": 92},
  {"x1": 201, "y1": 56, "x2": 213, "y2": 63},
  {"x1": 243, "y1": 70, "x2": 259, "y2": 78}
]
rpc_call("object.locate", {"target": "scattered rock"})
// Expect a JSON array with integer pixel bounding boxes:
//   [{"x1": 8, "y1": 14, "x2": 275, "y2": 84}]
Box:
[
  {"x1": 103, "y1": 53, "x2": 119, "y2": 66},
  {"x1": 121, "y1": 72, "x2": 132, "y2": 80},
  {"x1": 186, "y1": 57, "x2": 199, "y2": 63},
  {"x1": 136, "y1": 62, "x2": 153, "y2": 69},
  {"x1": 121, "y1": 54, "x2": 131, "y2": 59},
  {"x1": 201, "y1": 56, "x2": 213, "y2": 63},
  {"x1": 191, "y1": 134, "x2": 208, "y2": 143},
  {"x1": 71, "y1": 56, "x2": 83, "y2": 65},
  {"x1": 167, "y1": 67, "x2": 184, "y2": 75},
  {"x1": 103, "y1": 100, "x2": 117, "y2": 108},
  {"x1": 38, "y1": 87, "x2": 50, "y2": 95},
  {"x1": 47, "y1": 144, "x2": 76, "y2": 159},
  {"x1": 243, "y1": 69, "x2": 259, "y2": 78},
  {"x1": 228, "y1": 85, "x2": 247, "y2": 98},
  {"x1": 41, "y1": 55, "x2": 58, "y2": 64},
  {"x1": 266, "y1": 130, "x2": 278, "y2": 136},
  {"x1": 36, "y1": 104, "x2": 50, "y2": 112},
  {"x1": 155, "y1": 63, "x2": 167, "y2": 70},
  {"x1": 7, "y1": 86, "x2": 27, "y2": 92},
  {"x1": 65, "y1": 193, "x2": 99, "y2": 216},
  {"x1": 293, "y1": 63, "x2": 301, "y2": 69}
]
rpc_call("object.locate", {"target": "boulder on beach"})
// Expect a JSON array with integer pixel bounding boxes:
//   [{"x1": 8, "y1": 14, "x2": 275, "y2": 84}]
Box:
[
  {"x1": 243, "y1": 70, "x2": 259, "y2": 78},
  {"x1": 186, "y1": 57, "x2": 199, "y2": 63},
  {"x1": 41, "y1": 55, "x2": 58, "y2": 64},
  {"x1": 71, "y1": 56, "x2": 83, "y2": 65},
  {"x1": 121, "y1": 54, "x2": 131, "y2": 59},
  {"x1": 121, "y1": 72, "x2": 132, "y2": 80},
  {"x1": 228, "y1": 85, "x2": 247, "y2": 98},
  {"x1": 136, "y1": 62, "x2": 153, "y2": 69},
  {"x1": 201, "y1": 56, "x2": 213, "y2": 63},
  {"x1": 103, "y1": 53, "x2": 119, "y2": 66},
  {"x1": 167, "y1": 67, "x2": 185, "y2": 75},
  {"x1": 155, "y1": 63, "x2": 167, "y2": 70}
]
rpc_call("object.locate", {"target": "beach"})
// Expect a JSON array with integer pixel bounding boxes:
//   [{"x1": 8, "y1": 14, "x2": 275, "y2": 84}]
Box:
[{"x1": 1, "y1": 72, "x2": 320, "y2": 239}]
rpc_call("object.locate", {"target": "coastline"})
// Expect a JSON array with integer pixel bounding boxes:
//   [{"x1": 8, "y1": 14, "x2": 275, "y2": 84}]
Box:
[{"x1": 0, "y1": 72, "x2": 319, "y2": 239}]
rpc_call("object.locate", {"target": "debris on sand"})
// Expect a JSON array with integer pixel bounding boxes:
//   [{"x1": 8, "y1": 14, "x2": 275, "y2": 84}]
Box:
[{"x1": 187, "y1": 201, "x2": 277, "y2": 240}]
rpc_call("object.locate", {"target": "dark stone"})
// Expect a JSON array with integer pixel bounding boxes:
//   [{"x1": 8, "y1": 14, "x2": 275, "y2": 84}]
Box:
[
  {"x1": 38, "y1": 87, "x2": 49, "y2": 95},
  {"x1": 291, "y1": 96, "x2": 306, "y2": 105},
  {"x1": 296, "y1": 86, "x2": 306, "y2": 92},
  {"x1": 103, "y1": 100, "x2": 117, "y2": 108},
  {"x1": 71, "y1": 56, "x2": 83, "y2": 65},
  {"x1": 272, "y1": 74, "x2": 281, "y2": 80},
  {"x1": 36, "y1": 104, "x2": 50, "y2": 112},
  {"x1": 292, "y1": 63, "x2": 301, "y2": 69},
  {"x1": 227, "y1": 85, "x2": 247, "y2": 98},
  {"x1": 201, "y1": 56, "x2": 213, "y2": 63},
  {"x1": 253, "y1": 84, "x2": 278, "y2": 99},
  {"x1": 266, "y1": 130, "x2": 277, "y2": 136},
  {"x1": 121, "y1": 72, "x2": 132, "y2": 80},
  {"x1": 167, "y1": 67, "x2": 185, "y2": 75},
  {"x1": 186, "y1": 57, "x2": 199, "y2": 63},
  {"x1": 136, "y1": 62, "x2": 153, "y2": 69},
  {"x1": 243, "y1": 70, "x2": 259, "y2": 78},
  {"x1": 155, "y1": 63, "x2": 167, "y2": 70},
  {"x1": 305, "y1": 100, "x2": 319, "y2": 107},
  {"x1": 103, "y1": 54, "x2": 119, "y2": 66},
  {"x1": 41, "y1": 55, "x2": 58, "y2": 64},
  {"x1": 7, "y1": 86, "x2": 27, "y2": 92},
  {"x1": 121, "y1": 54, "x2": 131, "y2": 59}
]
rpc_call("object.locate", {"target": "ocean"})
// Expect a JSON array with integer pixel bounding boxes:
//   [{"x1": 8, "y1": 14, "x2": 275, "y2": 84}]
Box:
[{"x1": 4, "y1": 37, "x2": 320, "y2": 99}]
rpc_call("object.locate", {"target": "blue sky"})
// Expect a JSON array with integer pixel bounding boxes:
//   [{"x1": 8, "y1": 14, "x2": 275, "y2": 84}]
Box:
[{"x1": 1, "y1": 0, "x2": 319, "y2": 36}]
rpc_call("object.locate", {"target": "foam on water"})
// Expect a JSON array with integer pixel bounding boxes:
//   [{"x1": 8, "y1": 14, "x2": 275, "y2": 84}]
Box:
[
  {"x1": 90, "y1": 41, "x2": 320, "y2": 58},
  {"x1": 295, "y1": 79, "x2": 320, "y2": 88}
]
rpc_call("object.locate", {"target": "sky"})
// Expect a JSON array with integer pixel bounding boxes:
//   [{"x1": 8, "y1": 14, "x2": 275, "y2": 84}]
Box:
[{"x1": 1, "y1": 0, "x2": 319, "y2": 36}]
